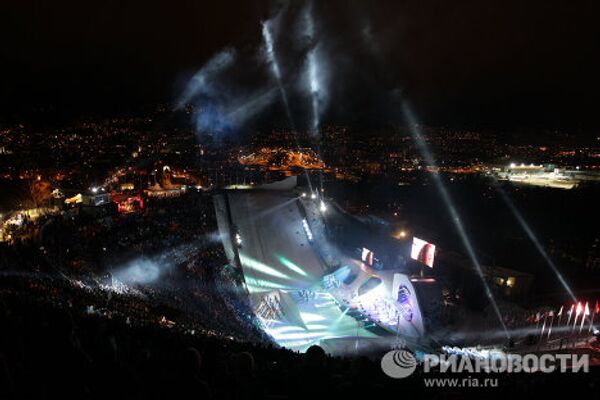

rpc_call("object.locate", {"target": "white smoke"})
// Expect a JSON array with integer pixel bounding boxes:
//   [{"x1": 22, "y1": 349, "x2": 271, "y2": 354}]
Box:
[
  {"x1": 299, "y1": 1, "x2": 329, "y2": 134},
  {"x1": 114, "y1": 257, "x2": 167, "y2": 285},
  {"x1": 176, "y1": 48, "x2": 236, "y2": 110}
]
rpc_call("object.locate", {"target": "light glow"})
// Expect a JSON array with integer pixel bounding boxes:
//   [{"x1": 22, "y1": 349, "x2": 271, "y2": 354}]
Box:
[
  {"x1": 277, "y1": 255, "x2": 309, "y2": 277},
  {"x1": 403, "y1": 101, "x2": 509, "y2": 338},
  {"x1": 239, "y1": 253, "x2": 290, "y2": 280},
  {"x1": 319, "y1": 200, "x2": 327, "y2": 212}
]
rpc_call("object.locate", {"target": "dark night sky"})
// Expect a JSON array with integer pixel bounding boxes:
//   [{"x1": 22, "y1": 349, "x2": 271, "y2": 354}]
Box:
[{"x1": 2, "y1": 0, "x2": 600, "y2": 129}]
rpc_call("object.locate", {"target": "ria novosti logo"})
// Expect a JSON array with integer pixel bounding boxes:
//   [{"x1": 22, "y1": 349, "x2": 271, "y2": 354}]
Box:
[
  {"x1": 381, "y1": 349, "x2": 590, "y2": 379},
  {"x1": 381, "y1": 350, "x2": 418, "y2": 378}
]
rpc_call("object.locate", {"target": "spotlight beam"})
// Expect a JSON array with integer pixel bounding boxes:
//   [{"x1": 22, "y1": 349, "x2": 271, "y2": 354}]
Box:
[
  {"x1": 277, "y1": 255, "x2": 310, "y2": 277},
  {"x1": 308, "y1": 50, "x2": 321, "y2": 132},
  {"x1": 402, "y1": 102, "x2": 509, "y2": 338},
  {"x1": 239, "y1": 253, "x2": 291, "y2": 280},
  {"x1": 301, "y1": 1, "x2": 325, "y2": 192},
  {"x1": 494, "y1": 182, "x2": 577, "y2": 302},
  {"x1": 176, "y1": 48, "x2": 236, "y2": 109},
  {"x1": 262, "y1": 15, "x2": 315, "y2": 193},
  {"x1": 224, "y1": 87, "x2": 277, "y2": 126}
]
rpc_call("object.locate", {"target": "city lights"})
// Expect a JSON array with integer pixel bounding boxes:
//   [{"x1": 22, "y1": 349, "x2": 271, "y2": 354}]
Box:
[{"x1": 3, "y1": 1, "x2": 598, "y2": 392}]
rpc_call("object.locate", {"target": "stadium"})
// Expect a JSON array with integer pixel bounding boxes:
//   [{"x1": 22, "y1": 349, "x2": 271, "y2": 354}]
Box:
[
  {"x1": 214, "y1": 177, "x2": 457, "y2": 355},
  {"x1": 3, "y1": 0, "x2": 600, "y2": 396},
  {"x1": 213, "y1": 176, "x2": 600, "y2": 362}
]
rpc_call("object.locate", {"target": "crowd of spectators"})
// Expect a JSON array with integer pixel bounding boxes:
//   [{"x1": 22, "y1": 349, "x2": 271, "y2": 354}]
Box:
[
  {"x1": 37, "y1": 192, "x2": 219, "y2": 270},
  {"x1": 0, "y1": 191, "x2": 269, "y2": 347},
  {"x1": 1, "y1": 191, "x2": 599, "y2": 398},
  {"x1": 1, "y1": 284, "x2": 598, "y2": 399}
]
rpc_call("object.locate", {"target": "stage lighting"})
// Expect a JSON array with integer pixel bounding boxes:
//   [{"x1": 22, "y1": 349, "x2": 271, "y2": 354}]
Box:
[
  {"x1": 239, "y1": 254, "x2": 290, "y2": 280},
  {"x1": 402, "y1": 101, "x2": 509, "y2": 338},
  {"x1": 494, "y1": 184, "x2": 576, "y2": 302},
  {"x1": 319, "y1": 201, "x2": 327, "y2": 212},
  {"x1": 277, "y1": 255, "x2": 309, "y2": 277},
  {"x1": 301, "y1": 219, "x2": 313, "y2": 241}
]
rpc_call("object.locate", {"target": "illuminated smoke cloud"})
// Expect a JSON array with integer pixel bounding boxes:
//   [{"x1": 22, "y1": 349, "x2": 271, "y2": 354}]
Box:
[
  {"x1": 360, "y1": 19, "x2": 383, "y2": 61},
  {"x1": 176, "y1": 48, "x2": 244, "y2": 136},
  {"x1": 261, "y1": 17, "x2": 294, "y2": 127},
  {"x1": 361, "y1": 21, "x2": 373, "y2": 42},
  {"x1": 192, "y1": 87, "x2": 277, "y2": 135},
  {"x1": 114, "y1": 257, "x2": 166, "y2": 285},
  {"x1": 300, "y1": 1, "x2": 328, "y2": 134},
  {"x1": 194, "y1": 102, "x2": 232, "y2": 134},
  {"x1": 261, "y1": 3, "x2": 318, "y2": 191},
  {"x1": 262, "y1": 20, "x2": 283, "y2": 82},
  {"x1": 177, "y1": 44, "x2": 280, "y2": 136},
  {"x1": 191, "y1": 86, "x2": 277, "y2": 137},
  {"x1": 177, "y1": 0, "x2": 335, "y2": 136},
  {"x1": 307, "y1": 50, "x2": 321, "y2": 131},
  {"x1": 176, "y1": 48, "x2": 236, "y2": 110},
  {"x1": 112, "y1": 235, "x2": 219, "y2": 287}
]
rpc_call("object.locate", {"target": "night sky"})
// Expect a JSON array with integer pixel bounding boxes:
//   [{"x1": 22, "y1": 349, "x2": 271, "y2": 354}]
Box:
[{"x1": 2, "y1": 0, "x2": 600, "y2": 129}]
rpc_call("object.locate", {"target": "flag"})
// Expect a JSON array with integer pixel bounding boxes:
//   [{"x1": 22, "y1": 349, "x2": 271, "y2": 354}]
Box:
[
  {"x1": 547, "y1": 309, "x2": 556, "y2": 339},
  {"x1": 556, "y1": 305, "x2": 564, "y2": 330},
  {"x1": 590, "y1": 301, "x2": 598, "y2": 333},
  {"x1": 580, "y1": 302, "x2": 590, "y2": 333},
  {"x1": 566, "y1": 303, "x2": 574, "y2": 327},
  {"x1": 571, "y1": 302, "x2": 582, "y2": 331},
  {"x1": 540, "y1": 317, "x2": 547, "y2": 339}
]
